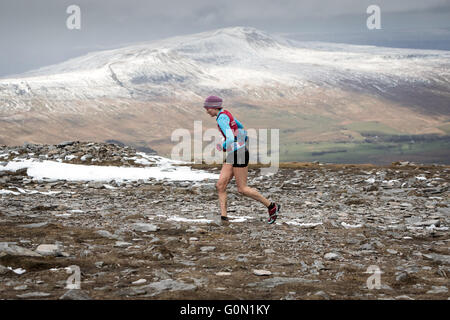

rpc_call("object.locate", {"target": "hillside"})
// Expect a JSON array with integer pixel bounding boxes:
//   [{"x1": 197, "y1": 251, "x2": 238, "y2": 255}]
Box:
[{"x1": 0, "y1": 27, "x2": 449, "y2": 163}]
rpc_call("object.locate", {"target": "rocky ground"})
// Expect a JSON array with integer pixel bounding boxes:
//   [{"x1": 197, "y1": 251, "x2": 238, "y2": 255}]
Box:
[{"x1": 0, "y1": 142, "x2": 449, "y2": 300}]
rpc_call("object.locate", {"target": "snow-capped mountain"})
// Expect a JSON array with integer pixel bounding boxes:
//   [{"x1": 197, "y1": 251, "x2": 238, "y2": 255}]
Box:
[
  {"x1": 1, "y1": 26, "x2": 449, "y2": 113},
  {"x1": 0, "y1": 26, "x2": 449, "y2": 158}
]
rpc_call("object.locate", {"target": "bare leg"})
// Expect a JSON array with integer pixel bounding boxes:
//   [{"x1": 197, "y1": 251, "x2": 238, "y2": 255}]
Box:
[
  {"x1": 216, "y1": 164, "x2": 234, "y2": 217},
  {"x1": 233, "y1": 166, "x2": 271, "y2": 207}
]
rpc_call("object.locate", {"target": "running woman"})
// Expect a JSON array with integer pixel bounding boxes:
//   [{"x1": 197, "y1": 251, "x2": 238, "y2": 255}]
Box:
[{"x1": 203, "y1": 95, "x2": 280, "y2": 224}]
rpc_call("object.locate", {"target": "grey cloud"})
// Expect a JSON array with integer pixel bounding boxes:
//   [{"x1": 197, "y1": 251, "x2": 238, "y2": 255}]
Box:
[{"x1": 0, "y1": 0, "x2": 449, "y2": 77}]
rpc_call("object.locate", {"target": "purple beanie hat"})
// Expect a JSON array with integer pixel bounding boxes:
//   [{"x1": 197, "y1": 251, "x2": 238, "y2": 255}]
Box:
[{"x1": 204, "y1": 95, "x2": 223, "y2": 108}]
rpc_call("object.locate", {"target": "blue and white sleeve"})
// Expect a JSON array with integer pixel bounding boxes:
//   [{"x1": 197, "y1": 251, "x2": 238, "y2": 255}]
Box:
[{"x1": 217, "y1": 114, "x2": 235, "y2": 151}]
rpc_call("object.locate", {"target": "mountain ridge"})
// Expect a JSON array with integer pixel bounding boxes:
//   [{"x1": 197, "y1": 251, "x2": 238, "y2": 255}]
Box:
[{"x1": 0, "y1": 26, "x2": 449, "y2": 162}]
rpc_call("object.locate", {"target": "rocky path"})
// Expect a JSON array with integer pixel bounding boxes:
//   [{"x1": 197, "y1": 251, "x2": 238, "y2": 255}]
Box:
[{"x1": 0, "y1": 142, "x2": 449, "y2": 299}]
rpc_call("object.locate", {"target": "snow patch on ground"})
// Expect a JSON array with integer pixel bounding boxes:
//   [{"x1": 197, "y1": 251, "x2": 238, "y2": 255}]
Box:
[
  {"x1": 284, "y1": 220, "x2": 323, "y2": 227},
  {"x1": 167, "y1": 216, "x2": 214, "y2": 224},
  {"x1": 0, "y1": 158, "x2": 218, "y2": 182}
]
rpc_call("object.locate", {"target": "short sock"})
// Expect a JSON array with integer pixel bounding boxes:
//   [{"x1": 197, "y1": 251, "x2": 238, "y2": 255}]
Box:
[{"x1": 268, "y1": 202, "x2": 275, "y2": 210}]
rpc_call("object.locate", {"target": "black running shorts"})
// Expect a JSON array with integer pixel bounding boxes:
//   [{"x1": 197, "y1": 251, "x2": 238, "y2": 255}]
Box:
[{"x1": 225, "y1": 148, "x2": 249, "y2": 167}]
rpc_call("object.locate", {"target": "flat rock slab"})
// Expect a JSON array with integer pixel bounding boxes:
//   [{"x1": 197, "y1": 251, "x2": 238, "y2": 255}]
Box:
[
  {"x1": 18, "y1": 222, "x2": 49, "y2": 228},
  {"x1": 132, "y1": 223, "x2": 159, "y2": 233},
  {"x1": 17, "y1": 292, "x2": 51, "y2": 299},
  {"x1": 59, "y1": 289, "x2": 92, "y2": 300},
  {"x1": 413, "y1": 220, "x2": 440, "y2": 227},
  {"x1": 145, "y1": 279, "x2": 197, "y2": 296},
  {"x1": 132, "y1": 279, "x2": 147, "y2": 285},
  {"x1": 423, "y1": 253, "x2": 450, "y2": 265},
  {"x1": 96, "y1": 230, "x2": 120, "y2": 240},
  {"x1": 426, "y1": 286, "x2": 448, "y2": 294},
  {"x1": 121, "y1": 279, "x2": 197, "y2": 297},
  {"x1": 35, "y1": 244, "x2": 63, "y2": 256},
  {"x1": 248, "y1": 277, "x2": 320, "y2": 288},
  {"x1": 114, "y1": 241, "x2": 132, "y2": 248},
  {"x1": 324, "y1": 252, "x2": 341, "y2": 261},
  {"x1": 0, "y1": 242, "x2": 41, "y2": 257},
  {"x1": 253, "y1": 269, "x2": 272, "y2": 276}
]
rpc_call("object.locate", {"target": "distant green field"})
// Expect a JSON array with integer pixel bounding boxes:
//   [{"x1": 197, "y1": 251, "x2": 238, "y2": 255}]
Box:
[
  {"x1": 342, "y1": 121, "x2": 403, "y2": 135},
  {"x1": 279, "y1": 138, "x2": 450, "y2": 164},
  {"x1": 272, "y1": 119, "x2": 450, "y2": 164}
]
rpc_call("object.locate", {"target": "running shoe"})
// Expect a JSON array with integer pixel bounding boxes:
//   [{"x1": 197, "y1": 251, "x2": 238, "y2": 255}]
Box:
[{"x1": 268, "y1": 203, "x2": 280, "y2": 224}]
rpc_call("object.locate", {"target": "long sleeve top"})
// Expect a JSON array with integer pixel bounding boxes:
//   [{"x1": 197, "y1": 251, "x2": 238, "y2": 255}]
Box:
[{"x1": 216, "y1": 110, "x2": 248, "y2": 152}]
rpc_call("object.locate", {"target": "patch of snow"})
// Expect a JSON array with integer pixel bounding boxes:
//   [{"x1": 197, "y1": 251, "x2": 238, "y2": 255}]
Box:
[
  {"x1": 0, "y1": 187, "x2": 61, "y2": 196},
  {"x1": 167, "y1": 216, "x2": 214, "y2": 223},
  {"x1": 341, "y1": 222, "x2": 363, "y2": 228},
  {"x1": 285, "y1": 220, "x2": 323, "y2": 227},
  {"x1": 65, "y1": 155, "x2": 77, "y2": 160},
  {"x1": 7, "y1": 267, "x2": 26, "y2": 275},
  {"x1": 0, "y1": 189, "x2": 20, "y2": 195},
  {"x1": 0, "y1": 158, "x2": 218, "y2": 182},
  {"x1": 227, "y1": 215, "x2": 255, "y2": 223}
]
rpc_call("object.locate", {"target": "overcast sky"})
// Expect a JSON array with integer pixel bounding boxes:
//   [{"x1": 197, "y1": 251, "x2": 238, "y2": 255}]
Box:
[{"x1": 1, "y1": 0, "x2": 449, "y2": 77}]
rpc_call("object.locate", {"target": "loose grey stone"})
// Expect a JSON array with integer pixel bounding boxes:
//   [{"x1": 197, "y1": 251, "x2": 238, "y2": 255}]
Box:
[
  {"x1": 236, "y1": 255, "x2": 248, "y2": 263},
  {"x1": 360, "y1": 243, "x2": 373, "y2": 251},
  {"x1": 132, "y1": 279, "x2": 147, "y2": 285},
  {"x1": 18, "y1": 222, "x2": 49, "y2": 228},
  {"x1": 248, "y1": 277, "x2": 319, "y2": 288},
  {"x1": 0, "y1": 242, "x2": 41, "y2": 257},
  {"x1": 133, "y1": 223, "x2": 159, "y2": 233},
  {"x1": 59, "y1": 289, "x2": 92, "y2": 300},
  {"x1": 426, "y1": 286, "x2": 448, "y2": 294},
  {"x1": 314, "y1": 291, "x2": 330, "y2": 300},
  {"x1": 414, "y1": 220, "x2": 440, "y2": 227},
  {"x1": 14, "y1": 285, "x2": 28, "y2": 291},
  {"x1": 324, "y1": 252, "x2": 341, "y2": 261},
  {"x1": 114, "y1": 241, "x2": 132, "y2": 248},
  {"x1": 35, "y1": 244, "x2": 63, "y2": 256},
  {"x1": 395, "y1": 272, "x2": 409, "y2": 282},
  {"x1": 58, "y1": 141, "x2": 76, "y2": 148},
  {"x1": 17, "y1": 292, "x2": 51, "y2": 298},
  {"x1": 423, "y1": 253, "x2": 450, "y2": 265},
  {"x1": 139, "y1": 279, "x2": 197, "y2": 297},
  {"x1": 313, "y1": 260, "x2": 326, "y2": 270},
  {"x1": 96, "y1": 230, "x2": 120, "y2": 240},
  {"x1": 0, "y1": 265, "x2": 11, "y2": 275},
  {"x1": 253, "y1": 269, "x2": 272, "y2": 276}
]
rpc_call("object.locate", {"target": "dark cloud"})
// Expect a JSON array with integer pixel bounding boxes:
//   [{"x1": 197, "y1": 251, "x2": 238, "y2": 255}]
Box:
[{"x1": 0, "y1": 0, "x2": 449, "y2": 77}]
